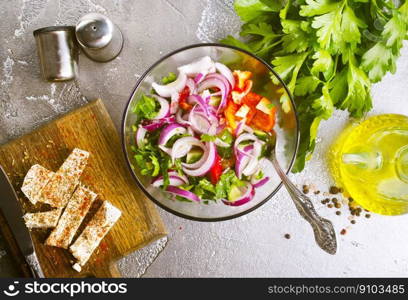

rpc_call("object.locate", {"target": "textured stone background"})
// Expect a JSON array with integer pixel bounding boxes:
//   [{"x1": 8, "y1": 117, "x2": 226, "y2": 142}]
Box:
[{"x1": 1, "y1": 0, "x2": 408, "y2": 277}]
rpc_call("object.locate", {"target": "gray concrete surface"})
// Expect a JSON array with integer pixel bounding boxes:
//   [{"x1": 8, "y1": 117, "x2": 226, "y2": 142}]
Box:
[{"x1": 1, "y1": 0, "x2": 408, "y2": 277}]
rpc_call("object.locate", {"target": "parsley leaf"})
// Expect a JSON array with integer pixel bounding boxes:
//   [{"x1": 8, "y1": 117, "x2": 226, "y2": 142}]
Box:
[
  {"x1": 133, "y1": 94, "x2": 158, "y2": 120},
  {"x1": 241, "y1": 23, "x2": 281, "y2": 58},
  {"x1": 200, "y1": 134, "x2": 216, "y2": 142},
  {"x1": 295, "y1": 76, "x2": 321, "y2": 97},
  {"x1": 272, "y1": 52, "x2": 308, "y2": 112},
  {"x1": 312, "y1": 84, "x2": 333, "y2": 120},
  {"x1": 193, "y1": 178, "x2": 216, "y2": 200},
  {"x1": 280, "y1": 19, "x2": 311, "y2": 54},
  {"x1": 224, "y1": 0, "x2": 408, "y2": 172},
  {"x1": 215, "y1": 170, "x2": 246, "y2": 200},
  {"x1": 161, "y1": 72, "x2": 177, "y2": 84},
  {"x1": 234, "y1": 0, "x2": 281, "y2": 22},
  {"x1": 311, "y1": 49, "x2": 334, "y2": 80}
]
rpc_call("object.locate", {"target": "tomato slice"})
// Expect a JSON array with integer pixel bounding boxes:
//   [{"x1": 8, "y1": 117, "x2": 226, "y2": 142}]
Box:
[
  {"x1": 242, "y1": 92, "x2": 262, "y2": 107},
  {"x1": 209, "y1": 153, "x2": 222, "y2": 184},
  {"x1": 225, "y1": 99, "x2": 240, "y2": 130},
  {"x1": 250, "y1": 106, "x2": 277, "y2": 132},
  {"x1": 241, "y1": 92, "x2": 262, "y2": 124},
  {"x1": 233, "y1": 70, "x2": 252, "y2": 90},
  {"x1": 178, "y1": 86, "x2": 192, "y2": 111}
]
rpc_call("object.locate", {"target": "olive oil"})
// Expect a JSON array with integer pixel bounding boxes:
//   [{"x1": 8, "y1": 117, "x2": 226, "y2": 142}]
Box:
[{"x1": 328, "y1": 114, "x2": 408, "y2": 215}]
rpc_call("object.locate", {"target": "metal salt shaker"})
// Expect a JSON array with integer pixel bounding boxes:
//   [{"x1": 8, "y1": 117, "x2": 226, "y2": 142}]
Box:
[
  {"x1": 75, "y1": 13, "x2": 124, "y2": 62},
  {"x1": 33, "y1": 26, "x2": 78, "y2": 81}
]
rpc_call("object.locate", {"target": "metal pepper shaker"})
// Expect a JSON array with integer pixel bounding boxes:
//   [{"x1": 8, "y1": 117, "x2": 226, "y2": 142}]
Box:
[
  {"x1": 33, "y1": 26, "x2": 78, "y2": 81},
  {"x1": 75, "y1": 13, "x2": 124, "y2": 62}
]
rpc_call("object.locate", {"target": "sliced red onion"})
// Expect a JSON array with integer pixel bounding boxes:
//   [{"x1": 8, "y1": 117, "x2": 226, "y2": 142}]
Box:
[
  {"x1": 208, "y1": 122, "x2": 217, "y2": 136},
  {"x1": 159, "y1": 123, "x2": 186, "y2": 146},
  {"x1": 135, "y1": 125, "x2": 147, "y2": 148},
  {"x1": 216, "y1": 124, "x2": 226, "y2": 134},
  {"x1": 182, "y1": 143, "x2": 208, "y2": 169},
  {"x1": 189, "y1": 105, "x2": 212, "y2": 134},
  {"x1": 198, "y1": 77, "x2": 228, "y2": 113},
  {"x1": 252, "y1": 176, "x2": 269, "y2": 188},
  {"x1": 222, "y1": 183, "x2": 255, "y2": 206},
  {"x1": 142, "y1": 116, "x2": 175, "y2": 131},
  {"x1": 176, "y1": 109, "x2": 190, "y2": 125},
  {"x1": 171, "y1": 136, "x2": 204, "y2": 162},
  {"x1": 188, "y1": 95, "x2": 210, "y2": 117},
  {"x1": 214, "y1": 138, "x2": 229, "y2": 147},
  {"x1": 186, "y1": 78, "x2": 196, "y2": 94},
  {"x1": 159, "y1": 145, "x2": 172, "y2": 155},
  {"x1": 187, "y1": 126, "x2": 194, "y2": 136},
  {"x1": 206, "y1": 72, "x2": 231, "y2": 89},
  {"x1": 234, "y1": 134, "x2": 260, "y2": 178},
  {"x1": 242, "y1": 144, "x2": 254, "y2": 154},
  {"x1": 167, "y1": 170, "x2": 189, "y2": 183},
  {"x1": 166, "y1": 186, "x2": 201, "y2": 202},
  {"x1": 211, "y1": 91, "x2": 222, "y2": 97},
  {"x1": 152, "y1": 72, "x2": 187, "y2": 98},
  {"x1": 194, "y1": 73, "x2": 204, "y2": 83},
  {"x1": 234, "y1": 133, "x2": 258, "y2": 151},
  {"x1": 215, "y1": 62, "x2": 235, "y2": 88},
  {"x1": 178, "y1": 56, "x2": 215, "y2": 77},
  {"x1": 234, "y1": 133, "x2": 258, "y2": 159},
  {"x1": 182, "y1": 142, "x2": 216, "y2": 176},
  {"x1": 152, "y1": 175, "x2": 186, "y2": 187},
  {"x1": 200, "y1": 89, "x2": 211, "y2": 102},
  {"x1": 235, "y1": 149, "x2": 251, "y2": 179},
  {"x1": 203, "y1": 73, "x2": 231, "y2": 112},
  {"x1": 153, "y1": 96, "x2": 170, "y2": 119},
  {"x1": 235, "y1": 120, "x2": 254, "y2": 136},
  {"x1": 234, "y1": 121, "x2": 244, "y2": 137},
  {"x1": 170, "y1": 92, "x2": 179, "y2": 114},
  {"x1": 243, "y1": 141, "x2": 262, "y2": 176}
]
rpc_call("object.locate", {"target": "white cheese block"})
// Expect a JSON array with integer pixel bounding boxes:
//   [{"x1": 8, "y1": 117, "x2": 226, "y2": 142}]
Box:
[
  {"x1": 235, "y1": 104, "x2": 250, "y2": 119},
  {"x1": 70, "y1": 201, "x2": 121, "y2": 269},
  {"x1": 40, "y1": 148, "x2": 89, "y2": 208},
  {"x1": 256, "y1": 98, "x2": 274, "y2": 115},
  {"x1": 23, "y1": 209, "x2": 62, "y2": 229},
  {"x1": 21, "y1": 165, "x2": 54, "y2": 205},
  {"x1": 46, "y1": 185, "x2": 97, "y2": 249},
  {"x1": 231, "y1": 91, "x2": 245, "y2": 104},
  {"x1": 72, "y1": 263, "x2": 82, "y2": 273}
]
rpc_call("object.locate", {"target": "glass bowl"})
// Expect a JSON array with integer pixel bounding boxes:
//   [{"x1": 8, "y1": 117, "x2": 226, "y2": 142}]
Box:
[{"x1": 122, "y1": 43, "x2": 299, "y2": 221}]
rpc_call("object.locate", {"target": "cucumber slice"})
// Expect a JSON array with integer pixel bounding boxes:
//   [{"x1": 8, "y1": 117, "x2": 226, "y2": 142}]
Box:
[
  {"x1": 253, "y1": 129, "x2": 268, "y2": 139},
  {"x1": 209, "y1": 96, "x2": 221, "y2": 106},
  {"x1": 186, "y1": 148, "x2": 203, "y2": 164},
  {"x1": 228, "y1": 184, "x2": 243, "y2": 201}
]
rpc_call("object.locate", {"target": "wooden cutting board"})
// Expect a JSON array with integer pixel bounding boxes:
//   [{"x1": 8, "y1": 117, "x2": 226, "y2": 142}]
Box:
[{"x1": 0, "y1": 99, "x2": 167, "y2": 278}]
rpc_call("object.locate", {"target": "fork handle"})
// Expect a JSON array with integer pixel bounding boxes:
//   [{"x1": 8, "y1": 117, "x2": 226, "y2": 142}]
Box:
[{"x1": 271, "y1": 155, "x2": 337, "y2": 254}]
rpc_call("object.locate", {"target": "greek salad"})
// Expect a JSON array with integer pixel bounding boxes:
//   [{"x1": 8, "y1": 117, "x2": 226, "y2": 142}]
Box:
[{"x1": 131, "y1": 56, "x2": 277, "y2": 206}]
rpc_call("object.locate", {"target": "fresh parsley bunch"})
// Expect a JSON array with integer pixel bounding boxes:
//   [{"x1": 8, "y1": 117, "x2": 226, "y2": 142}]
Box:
[{"x1": 222, "y1": 0, "x2": 408, "y2": 172}]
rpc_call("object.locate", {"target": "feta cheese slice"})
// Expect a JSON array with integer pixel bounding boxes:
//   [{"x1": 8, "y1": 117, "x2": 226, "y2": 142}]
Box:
[
  {"x1": 72, "y1": 263, "x2": 82, "y2": 273},
  {"x1": 46, "y1": 185, "x2": 97, "y2": 249},
  {"x1": 70, "y1": 201, "x2": 121, "y2": 268},
  {"x1": 235, "y1": 104, "x2": 250, "y2": 119},
  {"x1": 23, "y1": 209, "x2": 62, "y2": 229},
  {"x1": 256, "y1": 97, "x2": 275, "y2": 115},
  {"x1": 21, "y1": 165, "x2": 54, "y2": 205},
  {"x1": 40, "y1": 148, "x2": 89, "y2": 208}
]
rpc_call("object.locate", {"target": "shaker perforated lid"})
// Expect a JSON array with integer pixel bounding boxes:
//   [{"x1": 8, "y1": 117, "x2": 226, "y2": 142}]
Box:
[{"x1": 75, "y1": 13, "x2": 123, "y2": 62}]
